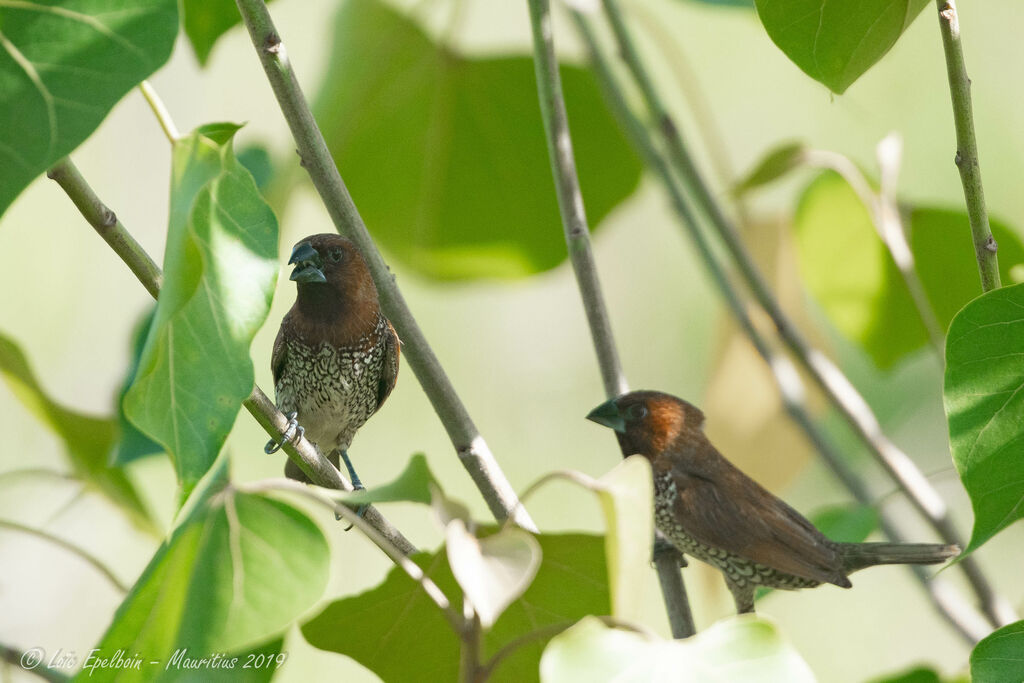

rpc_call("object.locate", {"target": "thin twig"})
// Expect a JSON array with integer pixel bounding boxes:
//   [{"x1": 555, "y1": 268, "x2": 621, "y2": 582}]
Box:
[
  {"x1": 570, "y1": 11, "x2": 990, "y2": 643},
  {"x1": 138, "y1": 80, "x2": 179, "y2": 143},
  {"x1": 47, "y1": 157, "x2": 417, "y2": 557},
  {"x1": 651, "y1": 539, "x2": 695, "y2": 638},
  {"x1": 0, "y1": 519, "x2": 129, "y2": 592},
  {"x1": 935, "y1": 0, "x2": 1000, "y2": 292},
  {"x1": 233, "y1": 0, "x2": 535, "y2": 531},
  {"x1": 594, "y1": 0, "x2": 1014, "y2": 629},
  {"x1": 236, "y1": 478, "x2": 461, "y2": 631},
  {"x1": 47, "y1": 158, "x2": 163, "y2": 299},
  {"x1": 525, "y1": 0, "x2": 627, "y2": 400}
]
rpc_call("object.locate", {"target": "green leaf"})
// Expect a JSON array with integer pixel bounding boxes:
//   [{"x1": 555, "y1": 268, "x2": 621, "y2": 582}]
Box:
[
  {"x1": 794, "y1": 172, "x2": 1024, "y2": 369},
  {"x1": 733, "y1": 142, "x2": 808, "y2": 195},
  {"x1": 302, "y1": 533, "x2": 609, "y2": 683},
  {"x1": 540, "y1": 615, "x2": 814, "y2": 682},
  {"x1": 809, "y1": 504, "x2": 878, "y2": 543},
  {"x1": 83, "y1": 486, "x2": 328, "y2": 682},
  {"x1": 182, "y1": 0, "x2": 271, "y2": 66},
  {"x1": 0, "y1": 0, "x2": 177, "y2": 217},
  {"x1": 592, "y1": 456, "x2": 654, "y2": 623},
  {"x1": 312, "y1": 0, "x2": 641, "y2": 280},
  {"x1": 945, "y1": 282, "x2": 1024, "y2": 554},
  {"x1": 337, "y1": 452, "x2": 436, "y2": 506},
  {"x1": 112, "y1": 308, "x2": 163, "y2": 465},
  {"x1": 753, "y1": 0, "x2": 929, "y2": 94},
  {"x1": 124, "y1": 124, "x2": 279, "y2": 499},
  {"x1": 0, "y1": 329, "x2": 152, "y2": 529},
  {"x1": 970, "y1": 620, "x2": 1024, "y2": 683},
  {"x1": 446, "y1": 520, "x2": 542, "y2": 629},
  {"x1": 870, "y1": 665, "x2": 967, "y2": 683},
  {"x1": 236, "y1": 145, "x2": 274, "y2": 192},
  {"x1": 912, "y1": 209, "x2": 1024, "y2": 327}
]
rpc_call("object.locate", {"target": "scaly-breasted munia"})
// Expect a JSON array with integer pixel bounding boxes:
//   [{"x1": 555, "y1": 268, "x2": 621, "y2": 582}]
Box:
[
  {"x1": 265, "y1": 234, "x2": 399, "y2": 489},
  {"x1": 587, "y1": 391, "x2": 958, "y2": 613}
]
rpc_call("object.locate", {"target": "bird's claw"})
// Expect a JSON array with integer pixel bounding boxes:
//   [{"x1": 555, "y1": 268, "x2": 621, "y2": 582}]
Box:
[{"x1": 265, "y1": 412, "x2": 303, "y2": 454}]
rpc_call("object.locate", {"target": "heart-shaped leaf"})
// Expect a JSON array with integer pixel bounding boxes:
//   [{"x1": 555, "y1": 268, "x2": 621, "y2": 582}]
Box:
[
  {"x1": 795, "y1": 172, "x2": 1024, "y2": 368},
  {"x1": 540, "y1": 615, "x2": 815, "y2": 682},
  {"x1": 302, "y1": 533, "x2": 608, "y2": 682},
  {"x1": 312, "y1": 0, "x2": 641, "y2": 280},
  {"x1": 85, "y1": 477, "x2": 329, "y2": 682},
  {"x1": 945, "y1": 282, "x2": 1024, "y2": 554},
  {"x1": 754, "y1": 0, "x2": 929, "y2": 94},
  {"x1": 446, "y1": 520, "x2": 542, "y2": 628}
]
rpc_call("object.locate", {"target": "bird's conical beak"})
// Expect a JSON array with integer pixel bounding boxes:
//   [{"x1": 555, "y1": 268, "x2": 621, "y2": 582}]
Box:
[
  {"x1": 586, "y1": 399, "x2": 626, "y2": 433},
  {"x1": 288, "y1": 242, "x2": 327, "y2": 283}
]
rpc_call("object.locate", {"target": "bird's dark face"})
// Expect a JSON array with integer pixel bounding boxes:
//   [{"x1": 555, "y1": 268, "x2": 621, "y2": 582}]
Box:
[
  {"x1": 288, "y1": 234, "x2": 376, "y2": 303},
  {"x1": 586, "y1": 390, "x2": 704, "y2": 457}
]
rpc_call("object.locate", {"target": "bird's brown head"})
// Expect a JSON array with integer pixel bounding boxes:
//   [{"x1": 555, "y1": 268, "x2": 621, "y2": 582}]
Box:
[
  {"x1": 586, "y1": 391, "x2": 705, "y2": 458},
  {"x1": 288, "y1": 234, "x2": 379, "y2": 313}
]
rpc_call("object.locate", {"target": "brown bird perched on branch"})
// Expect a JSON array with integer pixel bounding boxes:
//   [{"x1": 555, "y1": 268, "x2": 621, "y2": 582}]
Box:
[
  {"x1": 587, "y1": 391, "x2": 958, "y2": 613},
  {"x1": 265, "y1": 234, "x2": 399, "y2": 492}
]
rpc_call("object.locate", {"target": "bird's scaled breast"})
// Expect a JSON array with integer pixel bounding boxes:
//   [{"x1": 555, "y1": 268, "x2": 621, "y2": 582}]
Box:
[
  {"x1": 274, "y1": 338, "x2": 386, "y2": 448},
  {"x1": 652, "y1": 473, "x2": 822, "y2": 592}
]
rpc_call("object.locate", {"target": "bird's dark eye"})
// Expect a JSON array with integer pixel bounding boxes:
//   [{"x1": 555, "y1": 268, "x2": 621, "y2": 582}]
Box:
[
  {"x1": 627, "y1": 403, "x2": 648, "y2": 420},
  {"x1": 329, "y1": 248, "x2": 344, "y2": 263}
]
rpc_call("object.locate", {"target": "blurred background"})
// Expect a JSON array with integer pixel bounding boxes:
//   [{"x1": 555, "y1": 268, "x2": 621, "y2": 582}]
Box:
[{"x1": 2, "y1": 0, "x2": 1023, "y2": 680}]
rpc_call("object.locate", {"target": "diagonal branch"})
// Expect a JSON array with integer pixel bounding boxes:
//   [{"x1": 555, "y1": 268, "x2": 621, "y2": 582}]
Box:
[
  {"x1": 46, "y1": 156, "x2": 416, "y2": 557},
  {"x1": 525, "y1": 0, "x2": 693, "y2": 637},
  {"x1": 594, "y1": 0, "x2": 1014, "y2": 629},
  {"x1": 233, "y1": 0, "x2": 534, "y2": 531}
]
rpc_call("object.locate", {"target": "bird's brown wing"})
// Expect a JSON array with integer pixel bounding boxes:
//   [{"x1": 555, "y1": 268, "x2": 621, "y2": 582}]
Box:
[
  {"x1": 271, "y1": 324, "x2": 288, "y2": 387},
  {"x1": 660, "y1": 448, "x2": 848, "y2": 586},
  {"x1": 374, "y1": 320, "x2": 400, "y2": 411}
]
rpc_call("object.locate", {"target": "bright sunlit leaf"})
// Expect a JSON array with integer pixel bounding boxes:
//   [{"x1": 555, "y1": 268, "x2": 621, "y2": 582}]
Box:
[
  {"x1": 945, "y1": 282, "x2": 1024, "y2": 555},
  {"x1": 124, "y1": 124, "x2": 279, "y2": 500},
  {"x1": 754, "y1": 0, "x2": 929, "y2": 94},
  {"x1": 540, "y1": 615, "x2": 815, "y2": 682}
]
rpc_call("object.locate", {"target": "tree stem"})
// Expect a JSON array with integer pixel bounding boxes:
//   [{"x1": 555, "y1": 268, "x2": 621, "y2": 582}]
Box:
[
  {"x1": 233, "y1": 0, "x2": 534, "y2": 530},
  {"x1": 138, "y1": 80, "x2": 179, "y2": 143},
  {"x1": 46, "y1": 159, "x2": 162, "y2": 299},
  {"x1": 525, "y1": 0, "x2": 626, "y2": 400},
  {"x1": 935, "y1": 0, "x2": 1000, "y2": 292}
]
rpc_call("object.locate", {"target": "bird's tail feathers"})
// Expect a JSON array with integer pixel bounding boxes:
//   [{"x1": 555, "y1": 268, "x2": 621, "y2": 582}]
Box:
[{"x1": 840, "y1": 542, "x2": 959, "y2": 571}]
